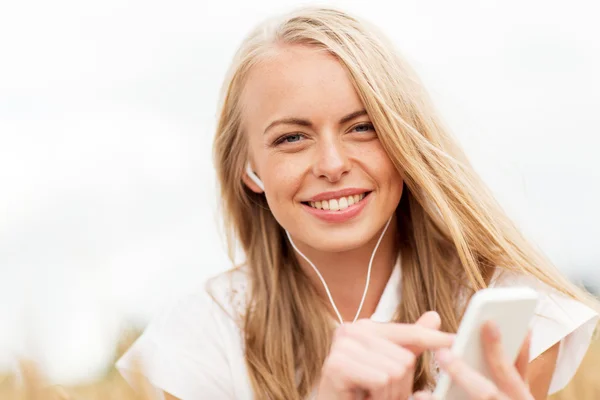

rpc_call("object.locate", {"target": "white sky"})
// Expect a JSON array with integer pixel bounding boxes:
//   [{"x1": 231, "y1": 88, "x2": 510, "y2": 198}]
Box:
[{"x1": 1, "y1": 0, "x2": 599, "y2": 385}]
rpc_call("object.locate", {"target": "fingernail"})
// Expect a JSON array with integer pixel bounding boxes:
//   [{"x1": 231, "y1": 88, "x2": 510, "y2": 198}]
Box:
[{"x1": 435, "y1": 349, "x2": 453, "y2": 367}]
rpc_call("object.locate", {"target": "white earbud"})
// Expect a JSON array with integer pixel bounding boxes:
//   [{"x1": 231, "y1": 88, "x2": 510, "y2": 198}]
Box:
[{"x1": 245, "y1": 163, "x2": 265, "y2": 191}]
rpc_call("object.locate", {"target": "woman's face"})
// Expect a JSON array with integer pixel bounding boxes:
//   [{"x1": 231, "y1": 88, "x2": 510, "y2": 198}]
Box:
[{"x1": 241, "y1": 44, "x2": 404, "y2": 252}]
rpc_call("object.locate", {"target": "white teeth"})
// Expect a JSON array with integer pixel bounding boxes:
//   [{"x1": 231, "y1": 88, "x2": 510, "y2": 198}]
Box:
[
  {"x1": 307, "y1": 193, "x2": 369, "y2": 211},
  {"x1": 339, "y1": 197, "x2": 348, "y2": 210},
  {"x1": 329, "y1": 198, "x2": 339, "y2": 211}
]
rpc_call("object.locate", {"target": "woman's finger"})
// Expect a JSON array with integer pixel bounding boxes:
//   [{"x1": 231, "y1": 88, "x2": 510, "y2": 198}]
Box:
[
  {"x1": 347, "y1": 320, "x2": 454, "y2": 355},
  {"x1": 362, "y1": 335, "x2": 416, "y2": 399},
  {"x1": 328, "y1": 336, "x2": 415, "y2": 399},
  {"x1": 320, "y1": 346, "x2": 390, "y2": 400},
  {"x1": 514, "y1": 330, "x2": 532, "y2": 381},
  {"x1": 415, "y1": 311, "x2": 441, "y2": 330},
  {"x1": 435, "y1": 348, "x2": 509, "y2": 400},
  {"x1": 481, "y1": 321, "x2": 531, "y2": 399}
]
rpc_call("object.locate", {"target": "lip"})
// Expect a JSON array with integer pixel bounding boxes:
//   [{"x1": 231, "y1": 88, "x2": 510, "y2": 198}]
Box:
[
  {"x1": 304, "y1": 187, "x2": 371, "y2": 202},
  {"x1": 301, "y1": 191, "x2": 372, "y2": 223}
]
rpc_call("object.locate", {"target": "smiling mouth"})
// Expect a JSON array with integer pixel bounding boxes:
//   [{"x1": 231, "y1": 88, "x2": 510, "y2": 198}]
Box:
[{"x1": 301, "y1": 191, "x2": 372, "y2": 211}]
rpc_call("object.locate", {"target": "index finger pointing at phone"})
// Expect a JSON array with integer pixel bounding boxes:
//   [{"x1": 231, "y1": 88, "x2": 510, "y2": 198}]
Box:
[{"x1": 366, "y1": 322, "x2": 454, "y2": 355}]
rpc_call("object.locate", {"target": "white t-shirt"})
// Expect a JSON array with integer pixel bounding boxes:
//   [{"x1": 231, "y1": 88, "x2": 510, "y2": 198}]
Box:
[{"x1": 116, "y1": 258, "x2": 598, "y2": 400}]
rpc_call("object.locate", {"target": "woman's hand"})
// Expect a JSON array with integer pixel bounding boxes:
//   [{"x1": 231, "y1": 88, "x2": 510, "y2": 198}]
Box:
[
  {"x1": 316, "y1": 311, "x2": 454, "y2": 400},
  {"x1": 414, "y1": 321, "x2": 533, "y2": 400}
]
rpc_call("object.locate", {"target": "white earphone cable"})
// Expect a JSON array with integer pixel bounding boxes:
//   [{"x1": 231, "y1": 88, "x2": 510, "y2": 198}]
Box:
[
  {"x1": 245, "y1": 163, "x2": 394, "y2": 325},
  {"x1": 285, "y1": 215, "x2": 393, "y2": 324}
]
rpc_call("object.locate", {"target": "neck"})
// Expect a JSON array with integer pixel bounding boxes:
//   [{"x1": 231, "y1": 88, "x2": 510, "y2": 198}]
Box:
[{"x1": 292, "y1": 214, "x2": 399, "y2": 323}]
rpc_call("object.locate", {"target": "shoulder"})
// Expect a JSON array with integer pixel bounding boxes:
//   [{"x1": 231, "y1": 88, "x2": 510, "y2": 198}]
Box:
[
  {"x1": 205, "y1": 264, "x2": 252, "y2": 325},
  {"x1": 142, "y1": 265, "x2": 251, "y2": 338},
  {"x1": 115, "y1": 266, "x2": 253, "y2": 400},
  {"x1": 490, "y1": 268, "x2": 599, "y2": 394}
]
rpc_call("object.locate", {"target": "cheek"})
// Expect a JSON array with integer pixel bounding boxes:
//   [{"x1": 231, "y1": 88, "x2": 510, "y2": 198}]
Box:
[
  {"x1": 384, "y1": 159, "x2": 403, "y2": 186},
  {"x1": 250, "y1": 135, "x2": 302, "y2": 198},
  {"x1": 362, "y1": 145, "x2": 402, "y2": 185},
  {"x1": 263, "y1": 158, "x2": 304, "y2": 203},
  {"x1": 262, "y1": 160, "x2": 305, "y2": 231}
]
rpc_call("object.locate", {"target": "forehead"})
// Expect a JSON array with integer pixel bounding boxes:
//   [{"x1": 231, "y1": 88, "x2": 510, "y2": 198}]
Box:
[{"x1": 240, "y1": 44, "x2": 364, "y2": 132}]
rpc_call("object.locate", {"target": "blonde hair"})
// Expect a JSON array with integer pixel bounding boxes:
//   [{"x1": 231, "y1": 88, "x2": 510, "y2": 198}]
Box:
[{"x1": 212, "y1": 5, "x2": 598, "y2": 399}]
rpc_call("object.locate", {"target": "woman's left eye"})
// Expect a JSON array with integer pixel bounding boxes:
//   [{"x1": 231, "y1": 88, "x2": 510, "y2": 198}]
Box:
[{"x1": 352, "y1": 123, "x2": 375, "y2": 133}]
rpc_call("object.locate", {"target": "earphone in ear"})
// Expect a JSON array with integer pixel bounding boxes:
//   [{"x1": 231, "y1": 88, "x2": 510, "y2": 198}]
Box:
[{"x1": 245, "y1": 163, "x2": 265, "y2": 191}]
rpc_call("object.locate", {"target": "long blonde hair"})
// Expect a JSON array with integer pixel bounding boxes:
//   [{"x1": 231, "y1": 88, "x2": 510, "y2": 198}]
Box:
[{"x1": 212, "y1": 5, "x2": 598, "y2": 399}]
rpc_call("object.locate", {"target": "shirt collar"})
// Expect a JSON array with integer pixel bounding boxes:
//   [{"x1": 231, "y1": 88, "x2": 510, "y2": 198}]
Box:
[
  {"x1": 329, "y1": 253, "x2": 402, "y2": 326},
  {"x1": 369, "y1": 252, "x2": 402, "y2": 322}
]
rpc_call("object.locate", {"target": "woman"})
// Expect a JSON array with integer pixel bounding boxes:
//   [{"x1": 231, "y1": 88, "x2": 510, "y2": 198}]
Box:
[{"x1": 116, "y1": 6, "x2": 599, "y2": 400}]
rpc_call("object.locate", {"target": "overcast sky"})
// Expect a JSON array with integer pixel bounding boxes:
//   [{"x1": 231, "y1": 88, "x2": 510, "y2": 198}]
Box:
[{"x1": 1, "y1": 0, "x2": 599, "y2": 385}]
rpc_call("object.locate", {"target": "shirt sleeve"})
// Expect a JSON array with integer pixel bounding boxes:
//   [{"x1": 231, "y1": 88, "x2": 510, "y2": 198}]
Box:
[
  {"x1": 492, "y1": 270, "x2": 599, "y2": 394},
  {"x1": 115, "y1": 287, "x2": 238, "y2": 400}
]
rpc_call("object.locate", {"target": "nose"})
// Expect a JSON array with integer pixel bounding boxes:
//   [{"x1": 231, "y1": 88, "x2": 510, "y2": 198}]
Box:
[{"x1": 312, "y1": 135, "x2": 351, "y2": 183}]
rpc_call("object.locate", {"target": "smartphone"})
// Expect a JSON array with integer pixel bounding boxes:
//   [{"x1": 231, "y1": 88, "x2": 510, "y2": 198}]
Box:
[{"x1": 432, "y1": 287, "x2": 539, "y2": 400}]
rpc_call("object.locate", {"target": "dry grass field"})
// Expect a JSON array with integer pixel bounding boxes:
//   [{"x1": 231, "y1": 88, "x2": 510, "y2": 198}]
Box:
[{"x1": 1, "y1": 328, "x2": 598, "y2": 399}]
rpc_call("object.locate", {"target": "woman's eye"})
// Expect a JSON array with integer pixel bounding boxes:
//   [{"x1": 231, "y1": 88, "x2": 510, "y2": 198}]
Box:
[
  {"x1": 273, "y1": 124, "x2": 374, "y2": 146},
  {"x1": 275, "y1": 133, "x2": 304, "y2": 145},
  {"x1": 353, "y1": 123, "x2": 375, "y2": 133},
  {"x1": 285, "y1": 134, "x2": 303, "y2": 142}
]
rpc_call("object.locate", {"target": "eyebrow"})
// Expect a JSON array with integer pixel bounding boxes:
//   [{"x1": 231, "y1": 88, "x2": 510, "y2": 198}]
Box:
[{"x1": 263, "y1": 109, "x2": 368, "y2": 135}]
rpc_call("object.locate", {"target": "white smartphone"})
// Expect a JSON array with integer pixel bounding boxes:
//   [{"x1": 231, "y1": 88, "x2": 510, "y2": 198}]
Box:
[{"x1": 432, "y1": 287, "x2": 539, "y2": 400}]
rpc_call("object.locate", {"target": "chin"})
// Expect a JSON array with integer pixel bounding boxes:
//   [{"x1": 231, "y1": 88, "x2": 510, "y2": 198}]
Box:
[{"x1": 297, "y1": 226, "x2": 380, "y2": 253}]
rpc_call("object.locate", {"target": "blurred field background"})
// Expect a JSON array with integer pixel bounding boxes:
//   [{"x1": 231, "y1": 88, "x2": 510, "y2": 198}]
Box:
[{"x1": 2, "y1": 0, "x2": 600, "y2": 398}]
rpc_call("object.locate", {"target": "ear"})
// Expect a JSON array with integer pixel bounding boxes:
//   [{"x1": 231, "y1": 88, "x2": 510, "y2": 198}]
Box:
[{"x1": 242, "y1": 164, "x2": 264, "y2": 193}]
